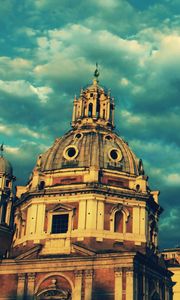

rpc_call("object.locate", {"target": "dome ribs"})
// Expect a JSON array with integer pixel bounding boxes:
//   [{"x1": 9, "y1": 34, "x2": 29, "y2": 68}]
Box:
[
  {"x1": 38, "y1": 129, "x2": 141, "y2": 177},
  {"x1": 91, "y1": 132, "x2": 98, "y2": 168},
  {"x1": 81, "y1": 132, "x2": 89, "y2": 167}
]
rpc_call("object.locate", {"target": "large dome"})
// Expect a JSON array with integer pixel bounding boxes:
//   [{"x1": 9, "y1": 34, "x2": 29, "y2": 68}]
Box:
[
  {"x1": 35, "y1": 74, "x2": 144, "y2": 178},
  {"x1": 39, "y1": 126, "x2": 143, "y2": 176},
  {"x1": 0, "y1": 156, "x2": 13, "y2": 176}
]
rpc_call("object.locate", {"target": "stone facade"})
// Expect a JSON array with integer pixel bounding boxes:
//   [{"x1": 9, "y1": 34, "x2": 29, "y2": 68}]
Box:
[
  {"x1": 162, "y1": 248, "x2": 180, "y2": 300},
  {"x1": 0, "y1": 69, "x2": 174, "y2": 299}
]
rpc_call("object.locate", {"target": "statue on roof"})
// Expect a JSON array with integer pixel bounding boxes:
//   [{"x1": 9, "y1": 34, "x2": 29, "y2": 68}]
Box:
[
  {"x1": 94, "y1": 63, "x2": 100, "y2": 81},
  {"x1": 0, "y1": 143, "x2": 4, "y2": 157}
]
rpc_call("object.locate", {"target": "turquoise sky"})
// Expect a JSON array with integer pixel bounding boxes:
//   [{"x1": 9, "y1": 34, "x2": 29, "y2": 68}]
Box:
[{"x1": 0, "y1": 0, "x2": 180, "y2": 249}]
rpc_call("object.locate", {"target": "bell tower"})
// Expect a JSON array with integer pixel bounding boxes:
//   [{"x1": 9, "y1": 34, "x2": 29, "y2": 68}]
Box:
[{"x1": 0, "y1": 145, "x2": 15, "y2": 257}]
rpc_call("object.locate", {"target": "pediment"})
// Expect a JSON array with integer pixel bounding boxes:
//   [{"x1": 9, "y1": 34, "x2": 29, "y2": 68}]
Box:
[
  {"x1": 49, "y1": 203, "x2": 75, "y2": 213},
  {"x1": 15, "y1": 244, "x2": 42, "y2": 260},
  {"x1": 72, "y1": 242, "x2": 96, "y2": 256}
]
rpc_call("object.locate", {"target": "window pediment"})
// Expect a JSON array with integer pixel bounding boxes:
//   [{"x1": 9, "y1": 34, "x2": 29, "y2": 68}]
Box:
[{"x1": 49, "y1": 204, "x2": 75, "y2": 213}]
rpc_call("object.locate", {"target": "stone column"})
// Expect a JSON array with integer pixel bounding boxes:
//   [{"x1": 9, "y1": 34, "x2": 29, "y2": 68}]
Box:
[
  {"x1": 92, "y1": 94, "x2": 97, "y2": 117},
  {"x1": 106, "y1": 99, "x2": 110, "y2": 121},
  {"x1": 114, "y1": 267, "x2": 122, "y2": 300},
  {"x1": 5, "y1": 200, "x2": 12, "y2": 225},
  {"x1": 73, "y1": 270, "x2": 83, "y2": 300},
  {"x1": 84, "y1": 270, "x2": 93, "y2": 300},
  {"x1": 27, "y1": 273, "x2": 36, "y2": 299},
  {"x1": 72, "y1": 101, "x2": 76, "y2": 122},
  {"x1": 126, "y1": 269, "x2": 134, "y2": 300},
  {"x1": 17, "y1": 273, "x2": 26, "y2": 300}
]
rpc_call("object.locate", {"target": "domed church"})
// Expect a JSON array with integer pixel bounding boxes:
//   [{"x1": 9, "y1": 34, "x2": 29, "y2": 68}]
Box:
[{"x1": 0, "y1": 67, "x2": 174, "y2": 299}]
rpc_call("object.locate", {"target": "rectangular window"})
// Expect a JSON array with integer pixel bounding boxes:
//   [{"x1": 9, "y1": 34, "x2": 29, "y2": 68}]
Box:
[{"x1": 51, "y1": 214, "x2": 69, "y2": 234}]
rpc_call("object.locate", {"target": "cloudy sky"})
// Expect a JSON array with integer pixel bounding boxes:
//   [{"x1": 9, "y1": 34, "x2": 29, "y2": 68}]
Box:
[{"x1": 0, "y1": 0, "x2": 180, "y2": 249}]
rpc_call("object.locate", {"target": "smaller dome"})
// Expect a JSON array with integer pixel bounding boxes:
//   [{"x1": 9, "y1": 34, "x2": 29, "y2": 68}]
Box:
[{"x1": 0, "y1": 156, "x2": 13, "y2": 176}]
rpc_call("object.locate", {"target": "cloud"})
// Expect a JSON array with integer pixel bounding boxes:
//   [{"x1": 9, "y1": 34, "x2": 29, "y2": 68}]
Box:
[
  {"x1": 0, "y1": 124, "x2": 13, "y2": 135},
  {"x1": 0, "y1": 0, "x2": 180, "y2": 249},
  {"x1": 93, "y1": 0, "x2": 119, "y2": 9},
  {"x1": 0, "y1": 79, "x2": 52, "y2": 102},
  {"x1": 165, "y1": 173, "x2": 180, "y2": 186},
  {"x1": 159, "y1": 207, "x2": 180, "y2": 249},
  {"x1": 5, "y1": 140, "x2": 48, "y2": 184},
  {"x1": 0, "y1": 57, "x2": 32, "y2": 80}
]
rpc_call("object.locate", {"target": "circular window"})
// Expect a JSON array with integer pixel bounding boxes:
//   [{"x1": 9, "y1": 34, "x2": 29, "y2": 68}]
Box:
[
  {"x1": 75, "y1": 133, "x2": 83, "y2": 139},
  {"x1": 63, "y1": 145, "x2": 78, "y2": 160},
  {"x1": 105, "y1": 135, "x2": 112, "y2": 140},
  {"x1": 67, "y1": 147, "x2": 76, "y2": 157},
  {"x1": 108, "y1": 148, "x2": 123, "y2": 162}
]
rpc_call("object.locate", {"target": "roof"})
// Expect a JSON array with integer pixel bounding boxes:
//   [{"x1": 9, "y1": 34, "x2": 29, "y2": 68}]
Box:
[
  {"x1": 162, "y1": 248, "x2": 180, "y2": 253},
  {"x1": 37, "y1": 127, "x2": 143, "y2": 176}
]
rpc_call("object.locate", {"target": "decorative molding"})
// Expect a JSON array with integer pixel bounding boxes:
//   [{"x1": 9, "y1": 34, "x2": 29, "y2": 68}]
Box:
[
  {"x1": 124, "y1": 267, "x2": 134, "y2": 277},
  {"x1": 114, "y1": 267, "x2": 122, "y2": 277},
  {"x1": 126, "y1": 271, "x2": 134, "y2": 277},
  {"x1": 49, "y1": 203, "x2": 75, "y2": 213},
  {"x1": 84, "y1": 269, "x2": 94, "y2": 278},
  {"x1": 28, "y1": 272, "x2": 36, "y2": 281},
  {"x1": 74, "y1": 270, "x2": 83, "y2": 278},
  {"x1": 18, "y1": 273, "x2": 26, "y2": 281}
]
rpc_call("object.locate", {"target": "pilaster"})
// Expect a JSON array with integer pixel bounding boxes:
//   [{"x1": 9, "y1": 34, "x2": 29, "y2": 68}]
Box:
[
  {"x1": 74, "y1": 270, "x2": 83, "y2": 300},
  {"x1": 78, "y1": 200, "x2": 86, "y2": 230},
  {"x1": 35, "y1": 203, "x2": 45, "y2": 235},
  {"x1": 5, "y1": 200, "x2": 12, "y2": 225},
  {"x1": 84, "y1": 269, "x2": 93, "y2": 300},
  {"x1": 27, "y1": 272, "x2": 36, "y2": 299},
  {"x1": 17, "y1": 273, "x2": 26, "y2": 300},
  {"x1": 126, "y1": 268, "x2": 134, "y2": 300},
  {"x1": 114, "y1": 267, "x2": 122, "y2": 300},
  {"x1": 97, "y1": 200, "x2": 104, "y2": 230}
]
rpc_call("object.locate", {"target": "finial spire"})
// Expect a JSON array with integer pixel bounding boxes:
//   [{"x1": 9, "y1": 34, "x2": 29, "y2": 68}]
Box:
[
  {"x1": 94, "y1": 63, "x2": 99, "y2": 82},
  {"x1": 0, "y1": 143, "x2": 4, "y2": 157}
]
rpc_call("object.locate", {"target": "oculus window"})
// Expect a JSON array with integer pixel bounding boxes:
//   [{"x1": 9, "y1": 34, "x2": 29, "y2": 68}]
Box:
[
  {"x1": 108, "y1": 148, "x2": 123, "y2": 162},
  {"x1": 63, "y1": 145, "x2": 78, "y2": 160}
]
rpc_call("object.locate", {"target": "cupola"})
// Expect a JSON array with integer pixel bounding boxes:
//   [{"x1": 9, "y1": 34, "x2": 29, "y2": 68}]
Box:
[{"x1": 72, "y1": 64, "x2": 115, "y2": 129}]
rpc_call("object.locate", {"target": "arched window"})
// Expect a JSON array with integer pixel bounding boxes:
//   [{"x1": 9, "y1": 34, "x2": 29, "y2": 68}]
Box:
[
  {"x1": 103, "y1": 109, "x2": 105, "y2": 119},
  {"x1": 35, "y1": 276, "x2": 72, "y2": 300},
  {"x1": 1, "y1": 202, "x2": 7, "y2": 223},
  {"x1": 37, "y1": 288, "x2": 71, "y2": 299},
  {"x1": 88, "y1": 103, "x2": 93, "y2": 117},
  {"x1": 110, "y1": 206, "x2": 130, "y2": 234},
  {"x1": 96, "y1": 101, "x2": 100, "y2": 117},
  {"x1": 114, "y1": 210, "x2": 123, "y2": 233},
  {"x1": 39, "y1": 181, "x2": 45, "y2": 190}
]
